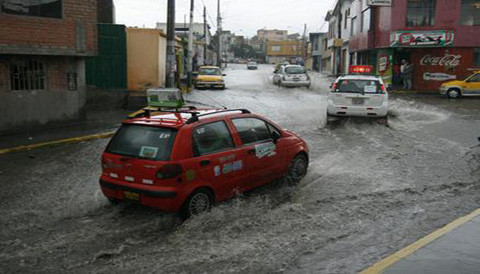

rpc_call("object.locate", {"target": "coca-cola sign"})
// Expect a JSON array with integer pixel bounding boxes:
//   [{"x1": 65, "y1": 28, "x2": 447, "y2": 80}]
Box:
[{"x1": 420, "y1": 54, "x2": 461, "y2": 67}]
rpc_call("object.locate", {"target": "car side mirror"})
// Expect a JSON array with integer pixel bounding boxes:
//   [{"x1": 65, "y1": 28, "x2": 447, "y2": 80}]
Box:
[
  {"x1": 271, "y1": 131, "x2": 281, "y2": 144},
  {"x1": 222, "y1": 74, "x2": 227, "y2": 76}
]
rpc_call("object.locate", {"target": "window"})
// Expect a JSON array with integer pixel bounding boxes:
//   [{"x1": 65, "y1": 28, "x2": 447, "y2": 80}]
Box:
[
  {"x1": 351, "y1": 16, "x2": 357, "y2": 36},
  {"x1": 1, "y1": 0, "x2": 62, "y2": 19},
  {"x1": 468, "y1": 74, "x2": 480, "y2": 82},
  {"x1": 324, "y1": 38, "x2": 328, "y2": 51},
  {"x1": 406, "y1": 0, "x2": 436, "y2": 27},
  {"x1": 106, "y1": 125, "x2": 177, "y2": 161},
  {"x1": 474, "y1": 48, "x2": 480, "y2": 67},
  {"x1": 344, "y1": 9, "x2": 350, "y2": 29},
  {"x1": 10, "y1": 59, "x2": 46, "y2": 91},
  {"x1": 232, "y1": 118, "x2": 271, "y2": 145},
  {"x1": 192, "y1": 121, "x2": 234, "y2": 156},
  {"x1": 460, "y1": 0, "x2": 480, "y2": 25},
  {"x1": 271, "y1": 45, "x2": 281, "y2": 51},
  {"x1": 361, "y1": 9, "x2": 370, "y2": 32}
]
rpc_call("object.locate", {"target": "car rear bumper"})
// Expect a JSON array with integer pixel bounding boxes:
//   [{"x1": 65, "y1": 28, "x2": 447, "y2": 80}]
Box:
[
  {"x1": 99, "y1": 179, "x2": 184, "y2": 212},
  {"x1": 327, "y1": 105, "x2": 388, "y2": 117},
  {"x1": 281, "y1": 80, "x2": 310, "y2": 87}
]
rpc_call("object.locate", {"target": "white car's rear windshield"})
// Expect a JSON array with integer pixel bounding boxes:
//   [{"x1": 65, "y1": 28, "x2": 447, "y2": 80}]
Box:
[
  {"x1": 334, "y1": 79, "x2": 383, "y2": 94},
  {"x1": 285, "y1": 67, "x2": 306, "y2": 74},
  {"x1": 106, "y1": 125, "x2": 177, "y2": 161}
]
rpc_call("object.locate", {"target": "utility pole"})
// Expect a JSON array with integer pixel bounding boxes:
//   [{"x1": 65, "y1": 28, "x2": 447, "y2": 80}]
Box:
[
  {"x1": 187, "y1": 0, "x2": 194, "y2": 90},
  {"x1": 165, "y1": 0, "x2": 176, "y2": 88},
  {"x1": 302, "y1": 23, "x2": 307, "y2": 65},
  {"x1": 216, "y1": 0, "x2": 222, "y2": 67},
  {"x1": 203, "y1": 6, "x2": 207, "y2": 65}
]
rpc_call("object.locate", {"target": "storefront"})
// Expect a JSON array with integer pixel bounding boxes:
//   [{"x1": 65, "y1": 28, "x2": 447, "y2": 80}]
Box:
[{"x1": 386, "y1": 30, "x2": 478, "y2": 91}]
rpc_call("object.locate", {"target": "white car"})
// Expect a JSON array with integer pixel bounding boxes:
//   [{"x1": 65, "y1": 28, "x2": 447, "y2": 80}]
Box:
[
  {"x1": 273, "y1": 65, "x2": 311, "y2": 88},
  {"x1": 326, "y1": 75, "x2": 388, "y2": 121},
  {"x1": 247, "y1": 61, "x2": 258, "y2": 70}
]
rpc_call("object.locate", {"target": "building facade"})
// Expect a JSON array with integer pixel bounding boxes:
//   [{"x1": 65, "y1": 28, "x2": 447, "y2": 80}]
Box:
[
  {"x1": 347, "y1": 0, "x2": 480, "y2": 91},
  {"x1": 257, "y1": 29, "x2": 288, "y2": 41},
  {"x1": 310, "y1": 32, "x2": 327, "y2": 71},
  {"x1": 266, "y1": 40, "x2": 303, "y2": 64},
  {"x1": 0, "y1": 0, "x2": 97, "y2": 134}
]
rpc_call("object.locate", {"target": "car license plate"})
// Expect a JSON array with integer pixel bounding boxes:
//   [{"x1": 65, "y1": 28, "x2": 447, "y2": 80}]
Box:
[
  {"x1": 124, "y1": 191, "x2": 140, "y2": 201},
  {"x1": 352, "y1": 98, "x2": 364, "y2": 105},
  {"x1": 293, "y1": 78, "x2": 300, "y2": 81}
]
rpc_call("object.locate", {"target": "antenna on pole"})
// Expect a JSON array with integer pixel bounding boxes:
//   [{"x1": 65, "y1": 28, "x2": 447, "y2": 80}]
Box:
[{"x1": 187, "y1": 0, "x2": 194, "y2": 91}]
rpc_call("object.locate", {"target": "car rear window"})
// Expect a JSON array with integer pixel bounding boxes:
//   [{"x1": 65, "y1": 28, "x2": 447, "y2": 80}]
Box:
[
  {"x1": 198, "y1": 68, "x2": 221, "y2": 75},
  {"x1": 334, "y1": 79, "x2": 383, "y2": 94},
  {"x1": 106, "y1": 125, "x2": 177, "y2": 161},
  {"x1": 285, "y1": 67, "x2": 306, "y2": 74}
]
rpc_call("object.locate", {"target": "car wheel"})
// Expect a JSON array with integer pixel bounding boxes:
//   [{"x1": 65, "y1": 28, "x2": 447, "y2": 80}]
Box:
[
  {"x1": 108, "y1": 197, "x2": 120, "y2": 205},
  {"x1": 285, "y1": 153, "x2": 308, "y2": 184},
  {"x1": 181, "y1": 188, "x2": 214, "y2": 219},
  {"x1": 447, "y1": 88, "x2": 461, "y2": 99}
]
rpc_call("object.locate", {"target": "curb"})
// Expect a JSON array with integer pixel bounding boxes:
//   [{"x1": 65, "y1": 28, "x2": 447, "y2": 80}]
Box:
[
  {"x1": 0, "y1": 131, "x2": 115, "y2": 155},
  {"x1": 360, "y1": 207, "x2": 480, "y2": 274}
]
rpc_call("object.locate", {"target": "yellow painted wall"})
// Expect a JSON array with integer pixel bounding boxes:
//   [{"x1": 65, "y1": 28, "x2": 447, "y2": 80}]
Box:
[
  {"x1": 127, "y1": 28, "x2": 167, "y2": 91},
  {"x1": 266, "y1": 40, "x2": 303, "y2": 56}
]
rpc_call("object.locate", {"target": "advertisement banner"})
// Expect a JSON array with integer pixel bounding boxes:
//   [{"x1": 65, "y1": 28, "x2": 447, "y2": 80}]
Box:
[
  {"x1": 368, "y1": 0, "x2": 392, "y2": 6},
  {"x1": 390, "y1": 30, "x2": 454, "y2": 47}
]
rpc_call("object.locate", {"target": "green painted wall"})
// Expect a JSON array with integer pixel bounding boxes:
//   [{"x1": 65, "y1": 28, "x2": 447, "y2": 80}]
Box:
[{"x1": 86, "y1": 24, "x2": 127, "y2": 89}]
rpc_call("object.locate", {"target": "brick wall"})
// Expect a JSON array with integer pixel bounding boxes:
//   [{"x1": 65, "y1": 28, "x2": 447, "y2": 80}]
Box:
[{"x1": 0, "y1": 0, "x2": 97, "y2": 56}]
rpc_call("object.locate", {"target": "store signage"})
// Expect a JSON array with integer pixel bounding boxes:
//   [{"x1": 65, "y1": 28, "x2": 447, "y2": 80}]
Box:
[
  {"x1": 420, "y1": 54, "x2": 462, "y2": 67},
  {"x1": 368, "y1": 0, "x2": 392, "y2": 6},
  {"x1": 378, "y1": 55, "x2": 388, "y2": 72},
  {"x1": 349, "y1": 65, "x2": 374, "y2": 74},
  {"x1": 390, "y1": 30, "x2": 454, "y2": 47},
  {"x1": 423, "y1": 73, "x2": 457, "y2": 81}
]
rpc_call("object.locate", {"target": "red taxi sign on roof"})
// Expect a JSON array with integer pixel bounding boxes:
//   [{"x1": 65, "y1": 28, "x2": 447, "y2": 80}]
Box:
[{"x1": 349, "y1": 65, "x2": 374, "y2": 74}]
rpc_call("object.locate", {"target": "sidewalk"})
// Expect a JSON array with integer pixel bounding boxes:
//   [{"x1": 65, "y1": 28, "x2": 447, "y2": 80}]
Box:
[
  {"x1": 0, "y1": 109, "x2": 129, "y2": 150},
  {"x1": 362, "y1": 208, "x2": 480, "y2": 274}
]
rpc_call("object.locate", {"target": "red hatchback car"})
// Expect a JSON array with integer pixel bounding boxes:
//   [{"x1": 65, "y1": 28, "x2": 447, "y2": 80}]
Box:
[{"x1": 100, "y1": 108, "x2": 309, "y2": 217}]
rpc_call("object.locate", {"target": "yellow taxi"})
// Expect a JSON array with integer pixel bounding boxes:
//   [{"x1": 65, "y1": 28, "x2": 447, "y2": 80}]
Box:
[
  {"x1": 194, "y1": 66, "x2": 226, "y2": 90},
  {"x1": 440, "y1": 71, "x2": 480, "y2": 98}
]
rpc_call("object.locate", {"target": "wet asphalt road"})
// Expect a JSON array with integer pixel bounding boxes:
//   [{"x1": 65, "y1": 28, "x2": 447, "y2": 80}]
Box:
[{"x1": 1, "y1": 64, "x2": 480, "y2": 273}]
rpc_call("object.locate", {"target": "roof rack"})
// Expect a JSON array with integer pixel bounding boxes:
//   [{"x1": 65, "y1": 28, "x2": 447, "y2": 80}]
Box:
[
  {"x1": 128, "y1": 105, "x2": 198, "y2": 119},
  {"x1": 186, "y1": 109, "x2": 251, "y2": 124}
]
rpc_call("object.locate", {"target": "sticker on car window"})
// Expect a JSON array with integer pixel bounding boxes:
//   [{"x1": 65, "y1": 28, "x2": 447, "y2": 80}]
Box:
[
  {"x1": 196, "y1": 128, "x2": 206, "y2": 134},
  {"x1": 214, "y1": 166, "x2": 221, "y2": 177},
  {"x1": 139, "y1": 146, "x2": 158, "y2": 158},
  {"x1": 364, "y1": 85, "x2": 377, "y2": 93},
  {"x1": 255, "y1": 142, "x2": 277, "y2": 159},
  {"x1": 159, "y1": 133, "x2": 171, "y2": 139}
]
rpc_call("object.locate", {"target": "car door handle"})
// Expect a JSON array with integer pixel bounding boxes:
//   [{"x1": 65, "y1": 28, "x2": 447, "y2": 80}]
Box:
[{"x1": 200, "y1": 160, "x2": 210, "y2": 166}]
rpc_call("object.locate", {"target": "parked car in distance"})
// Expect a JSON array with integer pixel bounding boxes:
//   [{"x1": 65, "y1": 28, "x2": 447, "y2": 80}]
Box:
[
  {"x1": 327, "y1": 70, "x2": 388, "y2": 123},
  {"x1": 100, "y1": 108, "x2": 309, "y2": 218},
  {"x1": 439, "y1": 71, "x2": 480, "y2": 99},
  {"x1": 247, "y1": 62, "x2": 258, "y2": 70},
  {"x1": 273, "y1": 65, "x2": 311, "y2": 88},
  {"x1": 194, "y1": 66, "x2": 226, "y2": 89}
]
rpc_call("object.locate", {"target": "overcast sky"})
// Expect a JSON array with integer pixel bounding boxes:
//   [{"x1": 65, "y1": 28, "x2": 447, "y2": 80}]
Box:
[{"x1": 114, "y1": 0, "x2": 336, "y2": 37}]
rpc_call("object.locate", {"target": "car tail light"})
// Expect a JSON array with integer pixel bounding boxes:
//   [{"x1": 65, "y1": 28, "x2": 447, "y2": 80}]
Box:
[
  {"x1": 157, "y1": 164, "x2": 183, "y2": 180},
  {"x1": 332, "y1": 83, "x2": 337, "y2": 90},
  {"x1": 380, "y1": 85, "x2": 385, "y2": 93}
]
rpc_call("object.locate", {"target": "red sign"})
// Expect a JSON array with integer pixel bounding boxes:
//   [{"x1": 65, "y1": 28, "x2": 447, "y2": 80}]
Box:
[{"x1": 349, "y1": 65, "x2": 374, "y2": 74}]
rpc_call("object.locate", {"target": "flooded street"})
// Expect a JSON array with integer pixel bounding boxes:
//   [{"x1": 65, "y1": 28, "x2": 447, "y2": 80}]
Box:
[{"x1": 1, "y1": 64, "x2": 480, "y2": 273}]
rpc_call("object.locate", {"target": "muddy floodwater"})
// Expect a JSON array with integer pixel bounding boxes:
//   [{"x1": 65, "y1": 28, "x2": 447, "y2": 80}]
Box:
[{"x1": 1, "y1": 64, "x2": 480, "y2": 273}]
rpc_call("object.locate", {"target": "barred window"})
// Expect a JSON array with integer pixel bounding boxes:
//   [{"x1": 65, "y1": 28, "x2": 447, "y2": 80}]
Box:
[
  {"x1": 406, "y1": 0, "x2": 436, "y2": 27},
  {"x1": 10, "y1": 60, "x2": 46, "y2": 91},
  {"x1": 460, "y1": 0, "x2": 480, "y2": 26}
]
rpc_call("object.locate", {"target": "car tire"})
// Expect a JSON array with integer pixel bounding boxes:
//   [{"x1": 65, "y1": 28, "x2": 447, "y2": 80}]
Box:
[
  {"x1": 108, "y1": 197, "x2": 120, "y2": 205},
  {"x1": 447, "y1": 88, "x2": 461, "y2": 99},
  {"x1": 181, "y1": 188, "x2": 214, "y2": 219},
  {"x1": 284, "y1": 153, "x2": 308, "y2": 185}
]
